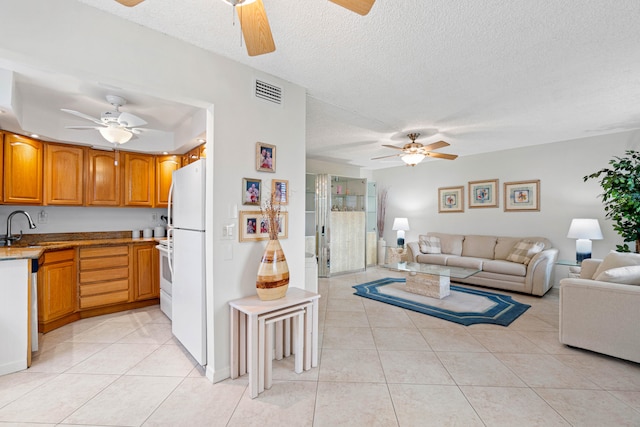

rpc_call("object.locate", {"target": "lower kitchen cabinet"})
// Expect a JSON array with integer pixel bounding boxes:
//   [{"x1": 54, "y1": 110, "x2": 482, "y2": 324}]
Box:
[
  {"x1": 38, "y1": 249, "x2": 77, "y2": 332},
  {"x1": 132, "y1": 242, "x2": 159, "y2": 301},
  {"x1": 78, "y1": 245, "x2": 130, "y2": 309}
]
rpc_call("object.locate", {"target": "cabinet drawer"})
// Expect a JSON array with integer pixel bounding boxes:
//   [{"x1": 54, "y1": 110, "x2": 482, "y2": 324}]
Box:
[
  {"x1": 80, "y1": 245, "x2": 129, "y2": 259},
  {"x1": 79, "y1": 290, "x2": 129, "y2": 309},
  {"x1": 80, "y1": 266, "x2": 129, "y2": 283},
  {"x1": 43, "y1": 249, "x2": 75, "y2": 264},
  {"x1": 79, "y1": 279, "x2": 129, "y2": 297},
  {"x1": 80, "y1": 255, "x2": 128, "y2": 271}
]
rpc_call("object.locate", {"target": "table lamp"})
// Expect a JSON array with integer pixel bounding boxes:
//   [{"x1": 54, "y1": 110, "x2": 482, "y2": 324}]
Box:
[
  {"x1": 392, "y1": 217, "x2": 410, "y2": 247},
  {"x1": 567, "y1": 218, "x2": 603, "y2": 262}
]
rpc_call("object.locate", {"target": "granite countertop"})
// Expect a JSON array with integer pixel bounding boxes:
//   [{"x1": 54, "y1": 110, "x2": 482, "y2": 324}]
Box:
[{"x1": 0, "y1": 232, "x2": 165, "y2": 261}]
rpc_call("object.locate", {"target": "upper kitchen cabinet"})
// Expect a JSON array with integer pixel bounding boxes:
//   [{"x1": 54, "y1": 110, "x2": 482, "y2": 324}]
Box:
[
  {"x1": 122, "y1": 152, "x2": 155, "y2": 207},
  {"x1": 3, "y1": 134, "x2": 43, "y2": 204},
  {"x1": 86, "y1": 149, "x2": 120, "y2": 206},
  {"x1": 184, "y1": 143, "x2": 205, "y2": 166},
  {"x1": 155, "y1": 155, "x2": 180, "y2": 207},
  {"x1": 0, "y1": 132, "x2": 4, "y2": 203},
  {"x1": 44, "y1": 143, "x2": 85, "y2": 206}
]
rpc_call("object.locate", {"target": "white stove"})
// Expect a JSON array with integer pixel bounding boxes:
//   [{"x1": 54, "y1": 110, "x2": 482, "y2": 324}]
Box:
[{"x1": 156, "y1": 240, "x2": 173, "y2": 319}]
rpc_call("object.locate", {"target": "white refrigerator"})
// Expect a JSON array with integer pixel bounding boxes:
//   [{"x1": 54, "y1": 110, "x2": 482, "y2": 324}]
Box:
[{"x1": 168, "y1": 159, "x2": 207, "y2": 366}]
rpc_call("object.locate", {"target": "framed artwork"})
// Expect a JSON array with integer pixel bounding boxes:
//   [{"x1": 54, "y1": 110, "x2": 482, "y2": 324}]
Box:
[
  {"x1": 504, "y1": 180, "x2": 540, "y2": 212},
  {"x1": 242, "y1": 178, "x2": 262, "y2": 206},
  {"x1": 272, "y1": 179, "x2": 289, "y2": 205},
  {"x1": 256, "y1": 142, "x2": 276, "y2": 173},
  {"x1": 468, "y1": 179, "x2": 499, "y2": 208},
  {"x1": 438, "y1": 186, "x2": 464, "y2": 213},
  {"x1": 239, "y1": 210, "x2": 289, "y2": 242}
]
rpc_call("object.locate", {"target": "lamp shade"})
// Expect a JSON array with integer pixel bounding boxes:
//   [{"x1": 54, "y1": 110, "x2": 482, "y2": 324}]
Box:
[
  {"x1": 392, "y1": 218, "x2": 410, "y2": 231},
  {"x1": 567, "y1": 219, "x2": 603, "y2": 240}
]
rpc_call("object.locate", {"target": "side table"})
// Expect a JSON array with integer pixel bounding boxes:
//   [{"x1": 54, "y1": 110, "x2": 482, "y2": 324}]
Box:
[
  {"x1": 556, "y1": 260, "x2": 582, "y2": 278},
  {"x1": 229, "y1": 288, "x2": 321, "y2": 398},
  {"x1": 386, "y1": 247, "x2": 407, "y2": 264}
]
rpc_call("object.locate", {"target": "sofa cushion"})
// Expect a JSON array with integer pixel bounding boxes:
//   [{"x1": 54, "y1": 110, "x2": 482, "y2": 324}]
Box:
[
  {"x1": 462, "y1": 235, "x2": 498, "y2": 259},
  {"x1": 419, "y1": 236, "x2": 442, "y2": 254},
  {"x1": 595, "y1": 265, "x2": 640, "y2": 285},
  {"x1": 446, "y1": 256, "x2": 484, "y2": 270},
  {"x1": 494, "y1": 237, "x2": 523, "y2": 260},
  {"x1": 425, "y1": 233, "x2": 464, "y2": 255},
  {"x1": 482, "y1": 259, "x2": 527, "y2": 276},
  {"x1": 506, "y1": 240, "x2": 545, "y2": 265},
  {"x1": 593, "y1": 251, "x2": 640, "y2": 280}
]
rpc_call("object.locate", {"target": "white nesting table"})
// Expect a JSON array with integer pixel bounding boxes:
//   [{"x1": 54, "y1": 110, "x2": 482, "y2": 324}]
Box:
[{"x1": 229, "y1": 288, "x2": 321, "y2": 398}]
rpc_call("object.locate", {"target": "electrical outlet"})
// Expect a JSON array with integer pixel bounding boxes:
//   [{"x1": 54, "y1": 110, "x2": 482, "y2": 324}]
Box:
[
  {"x1": 152, "y1": 213, "x2": 158, "y2": 222},
  {"x1": 38, "y1": 210, "x2": 48, "y2": 224}
]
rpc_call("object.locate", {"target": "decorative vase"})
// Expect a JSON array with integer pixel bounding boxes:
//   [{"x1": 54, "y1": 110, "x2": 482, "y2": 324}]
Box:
[
  {"x1": 377, "y1": 237, "x2": 386, "y2": 265},
  {"x1": 256, "y1": 239, "x2": 290, "y2": 300}
]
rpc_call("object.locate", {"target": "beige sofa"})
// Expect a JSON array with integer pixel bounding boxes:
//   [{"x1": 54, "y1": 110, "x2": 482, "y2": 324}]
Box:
[
  {"x1": 406, "y1": 233, "x2": 558, "y2": 296},
  {"x1": 559, "y1": 257, "x2": 640, "y2": 363}
]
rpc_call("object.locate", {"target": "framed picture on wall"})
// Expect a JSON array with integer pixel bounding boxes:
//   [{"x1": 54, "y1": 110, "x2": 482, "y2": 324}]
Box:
[
  {"x1": 468, "y1": 179, "x2": 499, "y2": 208},
  {"x1": 239, "y1": 210, "x2": 289, "y2": 242},
  {"x1": 256, "y1": 142, "x2": 276, "y2": 173},
  {"x1": 504, "y1": 180, "x2": 540, "y2": 212},
  {"x1": 272, "y1": 179, "x2": 288, "y2": 205},
  {"x1": 438, "y1": 186, "x2": 464, "y2": 213},
  {"x1": 242, "y1": 178, "x2": 262, "y2": 206}
]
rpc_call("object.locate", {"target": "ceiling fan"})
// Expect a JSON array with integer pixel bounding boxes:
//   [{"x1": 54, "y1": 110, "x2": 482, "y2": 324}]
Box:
[
  {"x1": 113, "y1": 0, "x2": 376, "y2": 56},
  {"x1": 372, "y1": 133, "x2": 459, "y2": 166},
  {"x1": 62, "y1": 95, "x2": 148, "y2": 144}
]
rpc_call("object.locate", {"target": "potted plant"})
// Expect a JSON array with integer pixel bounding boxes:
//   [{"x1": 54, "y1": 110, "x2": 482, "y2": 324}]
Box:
[
  {"x1": 377, "y1": 186, "x2": 388, "y2": 264},
  {"x1": 584, "y1": 150, "x2": 640, "y2": 252}
]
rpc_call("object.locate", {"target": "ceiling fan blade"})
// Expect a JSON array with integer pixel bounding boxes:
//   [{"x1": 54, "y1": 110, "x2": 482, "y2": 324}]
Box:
[
  {"x1": 420, "y1": 140, "x2": 450, "y2": 152},
  {"x1": 61, "y1": 109, "x2": 103, "y2": 125},
  {"x1": 426, "y1": 152, "x2": 458, "y2": 160},
  {"x1": 382, "y1": 144, "x2": 404, "y2": 150},
  {"x1": 118, "y1": 112, "x2": 147, "y2": 128},
  {"x1": 114, "y1": 0, "x2": 145, "y2": 6},
  {"x1": 371, "y1": 153, "x2": 402, "y2": 160},
  {"x1": 65, "y1": 125, "x2": 103, "y2": 130},
  {"x1": 329, "y1": 0, "x2": 375, "y2": 15},
  {"x1": 238, "y1": 0, "x2": 276, "y2": 57}
]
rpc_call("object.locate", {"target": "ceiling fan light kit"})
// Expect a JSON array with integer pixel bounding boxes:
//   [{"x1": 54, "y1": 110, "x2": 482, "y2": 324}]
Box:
[{"x1": 98, "y1": 126, "x2": 133, "y2": 144}]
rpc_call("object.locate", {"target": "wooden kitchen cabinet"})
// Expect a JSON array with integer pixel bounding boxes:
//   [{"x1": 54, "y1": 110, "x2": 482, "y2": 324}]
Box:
[
  {"x1": 78, "y1": 245, "x2": 130, "y2": 309},
  {"x1": 3, "y1": 134, "x2": 43, "y2": 204},
  {"x1": 0, "y1": 132, "x2": 4, "y2": 203},
  {"x1": 44, "y1": 143, "x2": 84, "y2": 205},
  {"x1": 86, "y1": 149, "x2": 120, "y2": 206},
  {"x1": 155, "y1": 155, "x2": 180, "y2": 207},
  {"x1": 38, "y1": 249, "x2": 77, "y2": 332},
  {"x1": 122, "y1": 152, "x2": 154, "y2": 207},
  {"x1": 132, "y1": 242, "x2": 159, "y2": 301}
]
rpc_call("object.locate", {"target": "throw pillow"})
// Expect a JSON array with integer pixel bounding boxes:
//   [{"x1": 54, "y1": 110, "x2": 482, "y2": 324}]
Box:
[
  {"x1": 419, "y1": 236, "x2": 442, "y2": 254},
  {"x1": 505, "y1": 240, "x2": 545, "y2": 265},
  {"x1": 595, "y1": 265, "x2": 640, "y2": 285},
  {"x1": 592, "y1": 251, "x2": 640, "y2": 280}
]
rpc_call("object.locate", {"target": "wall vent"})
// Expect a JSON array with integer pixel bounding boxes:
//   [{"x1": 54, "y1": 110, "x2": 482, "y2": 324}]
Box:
[{"x1": 254, "y1": 79, "x2": 283, "y2": 105}]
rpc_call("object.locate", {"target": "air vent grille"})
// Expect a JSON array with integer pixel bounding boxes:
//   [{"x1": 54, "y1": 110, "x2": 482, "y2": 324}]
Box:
[{"x1": 255, "y1": 79, "x2": 283, "y2": 105}]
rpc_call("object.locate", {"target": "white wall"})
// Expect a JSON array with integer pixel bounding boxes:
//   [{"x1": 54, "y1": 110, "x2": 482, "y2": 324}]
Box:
[
  {"x1": 0, "y1": 206, "x2": 165, "y2": 235},
  {"x1": 373, "y1": 129, "x2": 640, "y2": 284},
  {"x1": 0, "y1": 1, "x2": 307, "y2": 382}
]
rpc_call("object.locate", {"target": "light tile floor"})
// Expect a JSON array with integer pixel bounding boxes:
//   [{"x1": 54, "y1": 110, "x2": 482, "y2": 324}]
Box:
[{"x1": 2, "y1": 267, "x2": 640, "y2": 426}]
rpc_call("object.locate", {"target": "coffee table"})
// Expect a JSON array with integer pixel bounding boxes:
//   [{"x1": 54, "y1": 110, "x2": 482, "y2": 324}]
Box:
[{"x1": 382, "y1": 262, "x2": 480, "y2": 299}]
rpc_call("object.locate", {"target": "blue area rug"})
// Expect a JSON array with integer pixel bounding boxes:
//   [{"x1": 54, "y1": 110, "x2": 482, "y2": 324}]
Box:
[{"x1": 353, "y1": 277, "x2": 530, "y2": 326}]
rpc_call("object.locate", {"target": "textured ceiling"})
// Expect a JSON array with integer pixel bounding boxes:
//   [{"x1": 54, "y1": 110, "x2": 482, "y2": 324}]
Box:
[{"x1": 9, "y1": 1, "x2": 640, "y2": 168}]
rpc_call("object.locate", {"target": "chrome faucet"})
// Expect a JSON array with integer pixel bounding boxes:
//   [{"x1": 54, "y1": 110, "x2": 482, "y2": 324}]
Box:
[{"x1": 5, "y1": 211, "x2": 37, "y2": 247}]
